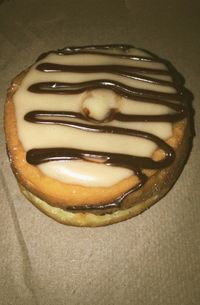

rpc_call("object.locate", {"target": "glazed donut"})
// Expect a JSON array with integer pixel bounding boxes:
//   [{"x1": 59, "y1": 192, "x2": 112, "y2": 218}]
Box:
[{"x1": 4, "y1": 44, "x2": 192, "y2": 226}]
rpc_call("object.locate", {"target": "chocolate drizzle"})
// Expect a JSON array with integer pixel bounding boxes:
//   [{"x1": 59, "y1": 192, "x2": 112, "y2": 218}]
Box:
[
  {"x1": 28, "y1": 79, "x2": 180, "y2": 101},
  {"x1": 24, "y1": 44, "x2": 187, "y2": 210},
  {"x1": 36, "y1": 62, "x2": 170, "y2": 76},
  {"x1": 36, "y1": 44, "x2": 156, "y2": 61}
]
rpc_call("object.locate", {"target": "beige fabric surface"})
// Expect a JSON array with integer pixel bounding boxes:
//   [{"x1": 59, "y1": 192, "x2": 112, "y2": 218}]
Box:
[{"x1": 0, "y1": 0, "x2": 200, "y2": 304}]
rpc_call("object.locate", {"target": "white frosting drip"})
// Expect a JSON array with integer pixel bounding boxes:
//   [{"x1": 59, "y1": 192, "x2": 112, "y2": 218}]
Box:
[{"x1": 13, "y1": 46, "x2": 175, "y2": 187}]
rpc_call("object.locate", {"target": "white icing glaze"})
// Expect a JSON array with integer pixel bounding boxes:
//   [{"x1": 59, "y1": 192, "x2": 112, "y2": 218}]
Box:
[
  {"x1": 38, "y1": 161, "x2": 133, "y2": 187},
  {"x1": 13, "y1": 46, "x2": 176, "y2": 187}
]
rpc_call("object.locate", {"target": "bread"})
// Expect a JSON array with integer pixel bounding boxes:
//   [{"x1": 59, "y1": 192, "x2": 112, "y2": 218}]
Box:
[{"x1": 4, "y1": 44, "x2": 192, "y2": 226}]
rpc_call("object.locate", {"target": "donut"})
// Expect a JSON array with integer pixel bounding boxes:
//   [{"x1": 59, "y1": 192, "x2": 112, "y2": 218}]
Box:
[{"x1": 4, "y1": 44, "x2": 192, "y2": 226}]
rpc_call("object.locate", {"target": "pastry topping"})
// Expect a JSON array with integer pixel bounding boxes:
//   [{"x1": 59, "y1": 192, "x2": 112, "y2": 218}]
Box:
[{"x1": 13, "y1": 45, "x2": 187, "y2": 192}]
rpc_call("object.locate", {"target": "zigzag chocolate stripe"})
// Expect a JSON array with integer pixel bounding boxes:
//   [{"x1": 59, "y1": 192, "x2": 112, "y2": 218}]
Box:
[
  {"x1": 36, "y1": 63, "x2": 172, "y2": 80},
  {"x1": 28, "y1": 79, "x2": 180, "y2": 101},
  {"x1": 26, "y1": 125, "x2": 175, "y2": 169},
  {"x1": 37, "y1": 44, "x2": 161, "y2": 62},
  {"x1": 24, "y1": 95, "x2": 185, "y2": 125},
  {"x1": 27, "y1": 147, "x2": 148, "y2": 209}
]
